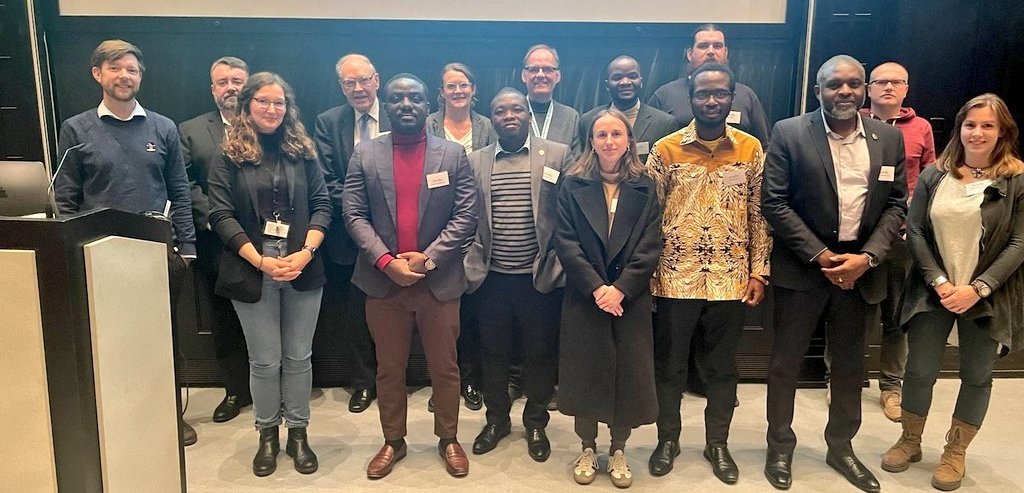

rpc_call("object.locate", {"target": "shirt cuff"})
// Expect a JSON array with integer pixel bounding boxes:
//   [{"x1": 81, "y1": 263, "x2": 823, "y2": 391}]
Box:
[
  {"x1": 809, "y1": 247, "x2": 828, "y2": 263},
  {"x1": 375, "y1": 253, "x2": 395, "y2": 271}
]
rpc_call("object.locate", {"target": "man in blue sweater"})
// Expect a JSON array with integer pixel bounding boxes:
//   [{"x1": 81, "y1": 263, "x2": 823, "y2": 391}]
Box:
[{"x1": 54, "y1": 39, "x2": 198, "y2": 445}]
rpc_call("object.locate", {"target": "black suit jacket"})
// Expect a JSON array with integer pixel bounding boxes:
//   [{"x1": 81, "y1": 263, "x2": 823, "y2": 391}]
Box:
[
  {"x1": 313, "y1": 103, "x2": 392, "y2": 265},
  {"x1": 761, "y1": 110, "x2": 908, "y2": 303},
  {"x1": 578, "y1": 103, "x2": 679, "y2": 163},
  {"x1": 179, "y1": 110, "x2": 225, "y2": 230}
]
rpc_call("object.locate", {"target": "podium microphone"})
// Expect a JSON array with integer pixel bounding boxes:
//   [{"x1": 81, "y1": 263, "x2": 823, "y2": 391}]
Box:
[{"x1": 47, "y1": 142, "x2": 86, "y2": 218}]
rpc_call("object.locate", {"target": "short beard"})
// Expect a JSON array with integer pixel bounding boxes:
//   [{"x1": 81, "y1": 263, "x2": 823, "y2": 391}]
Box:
[
  {"x1": 824, "y1": 105, "x2": 859, "y2": 121},
  {"x1": 218, "y1": 97, "x2": 238, "y2": 113}
]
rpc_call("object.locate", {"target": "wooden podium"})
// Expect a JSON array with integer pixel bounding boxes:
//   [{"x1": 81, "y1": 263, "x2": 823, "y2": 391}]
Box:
[{"x1": 0, "y1": 208, "x2": 186, "y2": 493}]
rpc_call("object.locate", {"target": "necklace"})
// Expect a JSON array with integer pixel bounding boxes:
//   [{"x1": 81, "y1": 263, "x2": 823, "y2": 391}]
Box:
[{"x1": 964, "y1": 164, "x2": 988, "y2": 179}]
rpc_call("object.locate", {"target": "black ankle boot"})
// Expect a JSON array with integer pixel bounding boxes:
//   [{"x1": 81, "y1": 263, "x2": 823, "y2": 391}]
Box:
[
  {"x1": 286, "y1": 427, "x2": 319, "y2": 474},
  {"x1": 253, "y1": 426, "x2": 279, "y2": 477}
]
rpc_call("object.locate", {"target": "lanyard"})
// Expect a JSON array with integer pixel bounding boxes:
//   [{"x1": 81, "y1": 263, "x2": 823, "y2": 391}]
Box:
[
  {"x1": 270, "y1": 155, "x2": 286, "y2": 216},
  {"x1": 527, "y1": 99, "x2": 554, "y2": 140}
]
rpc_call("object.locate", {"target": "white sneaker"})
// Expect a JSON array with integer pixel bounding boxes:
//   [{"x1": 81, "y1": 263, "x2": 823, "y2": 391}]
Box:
[
  {"x1": 608, "y1": 450, "x2": 632, "y2": 488},
  {"x1": 573, "y1": 448, "x2": 598, "y2": 485}
]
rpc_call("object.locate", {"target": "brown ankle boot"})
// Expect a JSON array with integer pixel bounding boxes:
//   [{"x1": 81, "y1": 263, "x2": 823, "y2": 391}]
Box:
[
  {"x1": 931, "y1": 417, "x2": 979, "y2": 491},
  {"x1": 881, "y1": 410, "x2": 926, "y2": 472}
]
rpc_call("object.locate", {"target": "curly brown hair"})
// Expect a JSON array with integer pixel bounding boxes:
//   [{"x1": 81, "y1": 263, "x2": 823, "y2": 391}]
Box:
[{"x1": 222, "y1": 72, "x2": 316, "y2": 165}]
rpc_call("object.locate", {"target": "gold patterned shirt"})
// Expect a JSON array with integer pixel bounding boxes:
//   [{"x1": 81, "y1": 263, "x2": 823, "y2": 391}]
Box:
[{"x1": 646, "y1": 123, "x2": 771, "y2": 300}]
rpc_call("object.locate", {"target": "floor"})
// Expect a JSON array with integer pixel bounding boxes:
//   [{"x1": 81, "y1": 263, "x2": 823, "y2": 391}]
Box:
[{"x1": 182, "y1": 380, "x2": 1024, "y2": 492}]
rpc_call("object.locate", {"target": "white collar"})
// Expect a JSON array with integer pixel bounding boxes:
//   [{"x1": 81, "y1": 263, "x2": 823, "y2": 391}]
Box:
[
  {"x1": 355, "y1": 98, "x2": 380, "y2": 122},
  {"x1": 97, "y1": 100, "x2": 146, "y2": 121},
  {"x1": 495, "y1": 135, "x2": 531, "y2": 157},
  {"x1": 821, "y1": 109, "x2": 865, "y2": 139}
]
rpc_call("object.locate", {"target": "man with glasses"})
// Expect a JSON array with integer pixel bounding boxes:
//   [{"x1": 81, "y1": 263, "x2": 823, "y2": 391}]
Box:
[
  {"x1": 649, "y1": 24, "x2": 771, "y2": 146},
  {"x1": 179, "y1": 56, "x2": 252, "y2": 425},
  {"x1": 579, "y1": 55, "x2": 678, "y2": 163},
  {"x1": 522, "y1": 44, "x2": 581, "y2": 156},
  {"x1": 314, "y1": 53, "x2": 390, "y2": 414},
  {"x1": 645, "y1": 63, "x2": 770, "y2": 483},
  {"x1": 860, "y1": 61, "x2": 935, "y2": 423}
]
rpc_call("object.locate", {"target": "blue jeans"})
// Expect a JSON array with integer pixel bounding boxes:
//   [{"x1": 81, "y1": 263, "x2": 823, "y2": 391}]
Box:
[{"x1": 232, "y1": 240, "x2": 323, "y2": 430}]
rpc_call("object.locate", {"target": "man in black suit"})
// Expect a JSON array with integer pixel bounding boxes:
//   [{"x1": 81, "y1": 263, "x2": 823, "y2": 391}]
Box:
[
  {"x1": 579, "y1": 55, "x2": 678, "y2": 163},
  {"x1": 313, "y1": 53, "x2": 389, "y2": 413},
  {"x1": 178, "y1": 56, "x2": 252, "y2": 425},
  {"x1": 760, "y1": 54, "x2": 907, "y2": 493}
]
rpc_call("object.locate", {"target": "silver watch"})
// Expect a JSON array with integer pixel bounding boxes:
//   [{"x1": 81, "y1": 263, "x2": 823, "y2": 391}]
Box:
[
  {"x1": 929, "y1": 275, "x2": 949, "y2": 288},
  {"x1": 424, "y1": 257, "x2": 437, "y2": 271}
]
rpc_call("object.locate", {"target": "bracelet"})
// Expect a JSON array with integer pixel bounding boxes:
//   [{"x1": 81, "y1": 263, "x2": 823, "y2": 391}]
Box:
[{"x1": 302, "y1": 245, "x2": 316, "y2": 257}]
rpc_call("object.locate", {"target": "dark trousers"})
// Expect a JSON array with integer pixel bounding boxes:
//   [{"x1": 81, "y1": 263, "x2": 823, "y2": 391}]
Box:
[
  {"x1": 458, "y1": 292, "x2": 481, "y2": 388},
  {"x1": 654, "y1": 298, "x2": 745, "y2": 444},
  {"x1": 767, "y1": 285, "x2": 873, "y2": 454},
  {"x1": 366, "y1": 282, "x2": 461, "y2": 440},
  {"x1": 194, "y1": 230, "x2": 250, "y2": 399},
  {"x1": 878, "y1": 237, "x2": 910, "y2": 391},
  {"x1": 318, "y1": 261, "x2": 376, "y2": 389},
  {"x1": 476, "y1": 273, "x2": 561, "y2": 429},
  {"x1": 902, "y1": 310, "x2": 998, "y2": 426}
]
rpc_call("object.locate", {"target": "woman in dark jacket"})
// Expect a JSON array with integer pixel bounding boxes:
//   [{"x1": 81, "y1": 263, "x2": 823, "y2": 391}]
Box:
[
  {"x1": 208, "y1": 72, "x2": 331, "y2": 477},
  {"x1": 554, "y1": 108, "x2": 662, "y2": 489},
  {"x1": 425, "y1": 62, "x2": 496, "y2": 155},
  {"x1": 882, "y1": 93, "x2": 1024, "y2": 491}
]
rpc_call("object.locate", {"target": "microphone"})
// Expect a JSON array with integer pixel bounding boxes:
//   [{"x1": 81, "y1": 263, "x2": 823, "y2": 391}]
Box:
[{"x1": 47, "y1": 142, "x2": 86, "y2": 218}]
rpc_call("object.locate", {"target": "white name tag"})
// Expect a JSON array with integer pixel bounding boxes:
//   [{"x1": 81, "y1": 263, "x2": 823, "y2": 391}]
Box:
[
  {"x1": 542, "y1": 166, "x2": 560, "y2": 184},
  {"x1": 636, "y1": 141, "x2": 650, "y2": 155},
  {"x1": 727, "y1": 110, "x2": 742, "y2": 125},
  {"x1": 965, "y1": 180, "x2": 991, "y2": 197},
  {"x1": 263, "y1": 220, "x2": 290, "y2": 238},
  {"x1": 610, "y1": 198, "x2": 619, "y2": 214},
  {"x1": 878, "y1": 166, "x2": 896, "y2": 182},
  {"x1": 722, "y1": 169, "x2": 747, "y2": 187},
  {"x1": 426, "y1": 171, "x2": 450, "y2": 189}
]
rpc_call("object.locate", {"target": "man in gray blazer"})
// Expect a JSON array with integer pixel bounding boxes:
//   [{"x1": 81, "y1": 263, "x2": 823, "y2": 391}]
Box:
[
  {"x1": 580, "y1": 55, "x2": 679, "y2": 163},
  {"x1": 522, "y1": 44, "x2": 581, "y2": 157},
  {"x1": 313, "y1": 53, "x2": 391, "y2": 414},
  {"x1": 463, "y1": 88, "x2": 573, "y2": 462},
  {"x1": 343, "y1": 74, "x2": 478, "y2": 479},
  {"x1": 178, "y1": 56, "x2": 252, "y2": 427},
  {"x1": 761, "y1": 55, "x2": 907, "y2": 493}
]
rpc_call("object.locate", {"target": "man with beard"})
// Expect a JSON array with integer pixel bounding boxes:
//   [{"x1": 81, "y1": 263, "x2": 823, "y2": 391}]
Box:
[
  {"x1": 649, "y1": 24, "x2": 771, "y2": 146},
  {"x1": 645, "y1": 63, "x2": 770, "y2": 483},
  {"x1": 344, "y1": 74, "x2": 477, "y2": 478},
  {"x1": 760, "y1": 55, "x2": 906, "y2": 492},
  {"x1": 580, "y1": 56, "x2": 678, "y2": 163},
  {"x1": 522, "y1": 44, "x2": 582, "y2": 156},
  {"x1": 54, "y1": 39, "x2": 197, "y2": 444},
  {"x1": 463, "y1": 88, "x2": 573, "y2": 462},
  {"x1": 178, "y1": 56, "x2": 252, "y2": 425}
]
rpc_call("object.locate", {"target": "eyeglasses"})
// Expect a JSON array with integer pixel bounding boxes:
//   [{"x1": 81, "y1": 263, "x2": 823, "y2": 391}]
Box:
[
  {"x1": 341, "y1": 74, "x2": 377, "y2": 90},
  {"x1": 692, "y1": 89, "x2": 734, "y2": 102},
  {"x1": 444, "y1": 82, "x2": 473, "y2": 92},
  {"x1": 252, "y1": 98, "x2": 287, "y2": 111},
  {"x1": 524, "y1": 65, "x2": 559, "y2": 75},
  {"x1": 868, "y1": 79, "x2": 908, "y2": 88}
]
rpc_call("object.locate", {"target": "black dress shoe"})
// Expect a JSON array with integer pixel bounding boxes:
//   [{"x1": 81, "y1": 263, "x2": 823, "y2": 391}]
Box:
[
  {"x1": 462, "y1": 384, "x2": 483, "y2": 411},
  {"x1": 348, "y1": 388, "x2": 376, "y2": 413},
  {"x1": 826, "y1": 450, "x2": 880, "y2": 493},
  {"x1": 704, "y1": 443, "x2": 739, "y2": 484},
  {"x1": 525, "y1": 428, "x2": 551, "y2": 462},
  {"x1": 213, "y1": 394, "x2": 252, "y2": 423},
  {"x1": 286, "y1": 427, "x2": 318, "y2": 474},
  {"x1": 472, "y1": 422, "x2": 511, "y2": 455},
  {"x1": 427, "y1": 397, "x2": 434, "y2": 413},
  {"x1": 182, "y1": 421, "x2": 198, "y2": 447},
  {"x1": 253, "y1": 426, "x2": 279, "y2": 477},
  {"x1": 764, "y1": 450, "x2": 793, "y2": 490},
  {"x1": 648, "y1": 440, "x2": 680, "y2": 476}
]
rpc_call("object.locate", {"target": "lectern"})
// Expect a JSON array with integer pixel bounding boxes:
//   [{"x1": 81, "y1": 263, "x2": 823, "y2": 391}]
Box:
[{"x1": 0, "y1": 208, "x2": 186, "y2": 493}]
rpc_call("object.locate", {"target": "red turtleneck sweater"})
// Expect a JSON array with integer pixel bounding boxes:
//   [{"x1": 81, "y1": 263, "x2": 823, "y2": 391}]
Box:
[{"x1": 375, "y1": 129, "x2": 427, "y2": 270}]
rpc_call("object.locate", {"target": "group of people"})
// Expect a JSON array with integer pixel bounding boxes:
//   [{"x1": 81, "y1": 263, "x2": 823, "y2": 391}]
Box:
[{"x1": 52, "y1": 22, "x2": 1024, "y2": 492}]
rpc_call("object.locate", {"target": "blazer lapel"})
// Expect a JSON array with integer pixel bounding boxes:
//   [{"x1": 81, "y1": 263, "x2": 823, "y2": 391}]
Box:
[
  {"x1": 632, "y1": 105, "x2": 653, "y2": 142},
  {"x1": 207, "y1": 114, "x2": 225, "y2": 148},
  {"x1": 239, "y1": 164, "x2": 262, "y2": 222},
  {"x1": 375, "y1": 135, "x2": 398, "y2": 229},
  {"x1": 342, "y1": 107, "x2": 356, "y2": 163},
  {"x1": 808, "y1": 111, "x2": 838, "y2": 197},
  {"x1": 529, "y1": 142, "x2": 544, "y2": 224},
  {"x1": 606, "y1": 181, "x2": 647, "y2": 263},
  {"x1": 284, "y1": 155, "x2": 297, "y2": 207},
  {"x1": 418, "y1": 135, "x2": 445, "y2": 229},
  {"x1": 860, "y1": 121, "x2": 883, "y2": 234},
  {"x1": 479, "y1": 149, "x2": 496, "y2": 247},
  {"x1": 471, "y1": 112, "x2": 491, "y2": 151},
  {"x1": 572, "y1": 179, "x2": 610, "y2": 247}
]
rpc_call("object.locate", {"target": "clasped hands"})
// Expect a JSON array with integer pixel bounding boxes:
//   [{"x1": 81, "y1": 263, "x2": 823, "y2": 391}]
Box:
[
  {"x1": 933, "y1": 281, "x2": 981, "y2": 314},
  {"x1": 817, "y1": 249, "x2": 870, "y2": 290},
  {"x1": 259, "y1": 249, "x2": 314, "y2": 282},
  {"x1": 383, "y1": 251, "x2": 430, "y2": 287},
  {"x1": 593, "y1": 284, "x2": 625, "y2": 317}
]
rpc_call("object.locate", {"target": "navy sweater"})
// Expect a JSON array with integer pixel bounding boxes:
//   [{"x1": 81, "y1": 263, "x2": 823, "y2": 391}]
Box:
[{"x1": 55, "y1": 107, "x2": 196, "y2": 256}]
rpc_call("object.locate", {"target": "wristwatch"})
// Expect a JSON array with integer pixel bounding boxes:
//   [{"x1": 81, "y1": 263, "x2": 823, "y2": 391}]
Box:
[
  {"x1": 424, "y1": 257, "x2": 437, "y2": 271},
  {"x1": 971, "y1": 279, "x2": 992, "y2": 298},
  {"x1": 929, "y1": 275, "x2": 950, "y2": 288},
  {"x1": 301, "y1": 245, "x2": 317, "y2": 256},
  {"x1": 862, "y1": 252, "x2": 880, "y2": 268}
]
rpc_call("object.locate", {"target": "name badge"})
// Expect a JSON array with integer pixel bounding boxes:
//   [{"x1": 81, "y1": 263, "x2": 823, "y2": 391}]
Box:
[
  {"x1": 263, "y1": 220, "x2": 290, "y2": 238},
  {"x1": 610, "y1": 198, "x2": 619, "y2": 214},
  {"x1": 878, "y1": 166, "x2": 896, "y2": 182},
  {"x1": 542, "y1": 166, "x2": 560, "y2": 184},
  {"x1": 426, "y1": 171, "x2": 450, "y2": 189},
  {"x1": 727, "y1": 111, "x2": 742, "y2": 125},
  {"x1": 636, "y1": 141, "x2": 650, "y2": 155},
  {"x1": 965, "y1": 180, "x2": 991, "y2": 197},
  {"x1": 722, "y1": 169, "x2": 747, "y2": 187}
]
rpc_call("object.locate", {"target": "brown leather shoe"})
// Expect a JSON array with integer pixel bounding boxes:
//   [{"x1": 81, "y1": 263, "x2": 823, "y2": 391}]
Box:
[
  {"x1": 439, "y1": 441, "x2": 469, "y2": 477},
  {"x1": 366, "y1": 442, "x2": 407, "y2": 479}
]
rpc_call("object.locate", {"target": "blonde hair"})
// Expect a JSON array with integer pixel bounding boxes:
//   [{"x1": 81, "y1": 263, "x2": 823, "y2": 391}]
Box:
[
  {"x1": 569, "y1": 109, "x2": 645, "y2": 182},
  {"x1": 222, "y1": 72, "x2": 316, "y2": 165},
  {"x1": 936, "y1": 93, "x2": 1023, "y2": 179}
]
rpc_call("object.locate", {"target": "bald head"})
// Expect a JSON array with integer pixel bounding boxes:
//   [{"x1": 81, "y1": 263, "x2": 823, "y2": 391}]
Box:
[{"x1": 867, "y1": 61, "x2": 911, "y2": 118}]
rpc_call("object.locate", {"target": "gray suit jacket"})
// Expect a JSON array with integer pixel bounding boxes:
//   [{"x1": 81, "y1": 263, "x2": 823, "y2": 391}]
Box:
[
  {"x1": 179, "y1": 110, "x2": 224, "y2": 231},
  {"x1": 761, "y1": 110, "x2": 908, "y2": 304},
  {"x1": 425, "y1": 109, "x2": 497, "y2": 152},
  {"x1": 578, "y1": 103, "x2": 679, "y2": 163},
  {"x1": 464, "y1": 137, "x2": 574, "y2": 294},
  {"x1": 342, "y1": 132, "x2": 478, "y2": 301},
  {"x1": 531, "y1": 100, "x2": 581, "y2": 158}
]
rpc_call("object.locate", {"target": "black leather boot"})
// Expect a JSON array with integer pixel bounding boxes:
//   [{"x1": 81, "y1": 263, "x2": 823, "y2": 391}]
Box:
[
  {"x1": 253, "y1": 426, "x2": 279, "y2": 477},
  {"x1": 286, "y1": 427, "x2": 319, "y2": 474}
]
